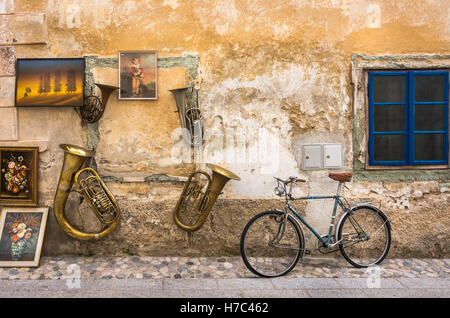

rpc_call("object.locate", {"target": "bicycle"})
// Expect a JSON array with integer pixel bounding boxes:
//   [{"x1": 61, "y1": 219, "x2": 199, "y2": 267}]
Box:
[{"x1": 240, "y1": 172, "x2": 392, "y2": 278}]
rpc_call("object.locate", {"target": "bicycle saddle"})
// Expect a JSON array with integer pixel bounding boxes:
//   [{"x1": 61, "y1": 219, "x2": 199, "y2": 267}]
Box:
[{"x1": 328, "y1": 172, "x2": 352, "y2": 182}]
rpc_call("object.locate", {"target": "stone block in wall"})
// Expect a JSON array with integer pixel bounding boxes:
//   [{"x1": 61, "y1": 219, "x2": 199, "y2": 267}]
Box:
[
  {"x1": 0, "y1": 107, "x2": 17, "y2": 140},
  {"x1": 0, "y1": 46, "x2": 15, "y2": 75},
  {"x1": 0, "y1": 13, "x2": 46, "y2": 45},
  {"x1": 0, "y1": 15, "x2": 13, "y2": 44},
  {"x1": 91, "y1": 67, "x2": 118, "y2": 87},
  {"x1": 0, "y1": 0, "x2": 15, "y2": 14},
  {"x1": 13, "y1": 13, "x2": 46, "y2": 44},
  {"x1": 0, "y1": 76, "x2": 15, "y2": 106}
]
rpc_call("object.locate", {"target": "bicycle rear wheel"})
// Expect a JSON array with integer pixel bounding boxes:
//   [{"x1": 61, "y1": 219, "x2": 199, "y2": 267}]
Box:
[
  {"x1": 240, "y1": 210, "x2": 304, "y2": 277},
  {"x1": 337, "y1": 206, "x2": 391, "y2": 268}
]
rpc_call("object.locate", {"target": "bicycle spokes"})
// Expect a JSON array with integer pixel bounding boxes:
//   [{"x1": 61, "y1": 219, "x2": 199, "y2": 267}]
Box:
[
  {"x1": 269, "y1": 214, "x2": 287, "y2": 246},
  {"x1": 338, "y1": 207, "x2": 391, "y2": 267},
  {"x1": 241, "y1": 211, "x2": 304, "y2": 277}
]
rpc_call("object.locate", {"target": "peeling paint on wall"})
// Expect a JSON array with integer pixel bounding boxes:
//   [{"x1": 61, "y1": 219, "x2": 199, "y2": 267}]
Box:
[{"x1": 2, "y1": 0, "x2": 449, "y2": 257}]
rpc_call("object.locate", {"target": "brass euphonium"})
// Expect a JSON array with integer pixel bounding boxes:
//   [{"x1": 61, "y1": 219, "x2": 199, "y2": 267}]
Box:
[
  {"x1": 53, "y1": 144, "x2": 120, "y2": 240},
  {"x1": 173, "y1": 164, "x2": 240, "y2": 232}
]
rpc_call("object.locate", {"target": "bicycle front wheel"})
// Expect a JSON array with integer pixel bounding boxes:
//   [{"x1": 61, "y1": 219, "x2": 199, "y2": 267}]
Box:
[
  {"x1": 337, "y1": 206, "x2": 391, "y2": 268},
  {"x1": 240, "y1": 211, "x2": 304, "y2": 277}
]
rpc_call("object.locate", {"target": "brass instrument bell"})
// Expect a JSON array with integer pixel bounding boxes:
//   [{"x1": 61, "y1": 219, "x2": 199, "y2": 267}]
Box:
[
  {"x1": 53, "y1": 144, "x2": 120, "y2": 240},
  {"x1": 173, "y1": 163, "x2": 240, "y2": 232}
]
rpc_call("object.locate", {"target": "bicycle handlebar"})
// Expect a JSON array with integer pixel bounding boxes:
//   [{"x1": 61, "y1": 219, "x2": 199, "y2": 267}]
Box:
[
  {"x1": 274, "y1": 176, "x2": 306, "y2": 184},
  {"x1": 274, "y1": 176, "x2": 307, "y2": 199}
]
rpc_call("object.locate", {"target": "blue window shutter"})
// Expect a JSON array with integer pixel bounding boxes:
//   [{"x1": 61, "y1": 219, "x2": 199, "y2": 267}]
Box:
[{"x1": 411, "y1": 71, "x2": 449, "y2": 165}]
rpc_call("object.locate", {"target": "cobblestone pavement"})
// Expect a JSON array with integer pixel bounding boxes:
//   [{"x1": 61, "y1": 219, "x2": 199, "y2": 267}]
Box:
[
  {"x1": 0, "y1": 257, "x2": 448, "y2": 298},
  {"x1": 1, "y1": 256, "x2": 449, "y2": 280}
]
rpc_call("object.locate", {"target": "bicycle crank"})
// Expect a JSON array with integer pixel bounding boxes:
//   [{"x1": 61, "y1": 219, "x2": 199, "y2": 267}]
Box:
[{"x1": 317, "y1": 235, "x2": 340, "y2": 254}]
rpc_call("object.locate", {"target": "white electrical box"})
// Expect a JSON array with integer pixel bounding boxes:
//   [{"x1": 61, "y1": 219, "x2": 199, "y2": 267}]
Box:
[
  {"x1": 323, "y1": 144, "x2": 342, "y2": 168},
  {"x1": 302, "y1": 144, "x2": 323, "y2": 170},
  {"x1": 301, "y1": 143, "x2": 342, "y2": 170}
]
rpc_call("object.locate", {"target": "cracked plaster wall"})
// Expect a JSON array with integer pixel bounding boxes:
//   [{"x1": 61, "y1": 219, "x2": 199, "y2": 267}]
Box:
[{"x1": 0, "y1": 0, "x2": 448, "y2": 257}]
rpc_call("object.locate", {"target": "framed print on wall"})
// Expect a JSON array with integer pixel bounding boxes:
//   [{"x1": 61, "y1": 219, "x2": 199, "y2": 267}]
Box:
[
  {"x1": 119, "y1": 51, "x2": 157, "y2": 100},
  {"x1": 0, "y1": 147, "x2": 38, "y2": 206},
  {"x1": 15, "y1": 58, "x2": 85, "y2": 107},
  {"x1": 0, "y1": 207, "x2": 48, "y2": 267}
]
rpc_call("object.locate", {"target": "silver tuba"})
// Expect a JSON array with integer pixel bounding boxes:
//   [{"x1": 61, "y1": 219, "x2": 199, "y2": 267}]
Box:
[{"x1": 169, "y1": 87, "x2": 203, "y2": 147}]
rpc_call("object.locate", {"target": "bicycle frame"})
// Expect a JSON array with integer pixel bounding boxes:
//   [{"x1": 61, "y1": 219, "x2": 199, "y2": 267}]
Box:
[
  {"x1": 286, "y1": 195, "x2": 348, "y2": 248},
  {"x1": 275, "y1": 178, "x2": 358, "y2": 248}
]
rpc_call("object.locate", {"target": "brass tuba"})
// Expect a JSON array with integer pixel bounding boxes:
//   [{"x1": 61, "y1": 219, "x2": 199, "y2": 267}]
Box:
[
  {"x1": 53, "y1": 144, "x2": 120, "y2": 240},
  {"x1": 173, "y1": 163, "x2": 240, "y2": 232}
]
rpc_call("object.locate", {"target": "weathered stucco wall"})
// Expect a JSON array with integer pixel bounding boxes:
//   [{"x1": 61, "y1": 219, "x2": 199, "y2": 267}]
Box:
[{"x1": 0, "y1": 0, "x2": 449, "y2": 258}]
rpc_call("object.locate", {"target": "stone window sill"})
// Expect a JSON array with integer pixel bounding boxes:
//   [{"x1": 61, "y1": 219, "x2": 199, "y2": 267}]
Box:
[{"x1": 353, "y1": 168, "x2": 450, "y2": 182}]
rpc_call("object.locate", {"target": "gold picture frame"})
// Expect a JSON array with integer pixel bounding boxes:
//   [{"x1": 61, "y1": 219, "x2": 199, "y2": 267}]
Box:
[
  {"x1": 0, "y1": 147, "x2": 39, "y2": 206},
  {"x1": 0, "y1": 206, "x2": 48, "y2": 267}
]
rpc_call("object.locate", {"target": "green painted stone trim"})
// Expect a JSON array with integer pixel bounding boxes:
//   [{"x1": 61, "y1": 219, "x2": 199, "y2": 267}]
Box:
[
  {"x1": 100, "y1": 175, "x2": 123, "y2": 182},
  {"x1": 84, "y1": 53, "x2": 200, "y2": 93},
  {"x1": 144, "y1": 174, "x2": 181, "y2": 182},
  {"x1": 351, "y1": 54, "x2": 450, "y2": 72},
  {"x1": 157, "y1": 53, "x2": 200, "y2": 83},
  {"x1": 87, "y1": 121, "x2": 99, "y2": 150},
  {"x1": 351, "y1": 53, "x2": 450, "y2": 63},
  {"x1": 83, "y1": 54, "x2": 200, "y2": 152},
  {"x1": 82, "y1": 54, "x2": 199, "y2": 179},
  {"x1": 84, "y1": 56, "x2": 118, "y2": 152},
  {"x1": 100, "y1": 174, "x2": 182, "y2": 183},
  {"x1": 84, "y1": 56, "x2": 118, "y2": 92}
]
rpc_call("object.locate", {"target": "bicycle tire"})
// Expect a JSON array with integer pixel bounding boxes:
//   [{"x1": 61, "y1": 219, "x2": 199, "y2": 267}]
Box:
[
  {"x1": 240, "y1": 210, "x2": 304, "y2": 278},
  {"x1": 337, "y1": 205, "x2": 391, "y2": 268}
]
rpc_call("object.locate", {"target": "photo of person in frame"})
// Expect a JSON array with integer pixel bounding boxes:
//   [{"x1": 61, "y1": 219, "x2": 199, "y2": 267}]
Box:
[
  {"x1": 130, "y1": 56, "x2": 144, "y2": 96},
  {"x1": 119, "y1": 51, "x2": 157, "y2": 100}
]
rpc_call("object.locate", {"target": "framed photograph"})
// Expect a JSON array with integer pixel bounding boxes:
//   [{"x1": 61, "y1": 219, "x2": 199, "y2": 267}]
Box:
[
  {"x1": 0, "y1": 147, "x2": 38, "y2": 206},
  {"x1": 119, "y1": 51, "x2": 157, "y2": 100},
  {"x1": 0, "y1": 206, "x2": 48, "y2": 267},
  {"x1": 15, "y1": 58, "x2": 85, "y2": 107}
]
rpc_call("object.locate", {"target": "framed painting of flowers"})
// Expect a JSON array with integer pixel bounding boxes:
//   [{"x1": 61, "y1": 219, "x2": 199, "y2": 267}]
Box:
[
  {"x1": 0, "y1": 147, "x2": 38, "y2": 206},
  {"x1": 0, "y1": 207, "x2": 48, "y2": 267}
]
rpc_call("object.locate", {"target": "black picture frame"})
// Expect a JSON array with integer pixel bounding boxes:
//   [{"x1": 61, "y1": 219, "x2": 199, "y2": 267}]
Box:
[{"x1": 14, "y1": 58, "x2": 85, "y2": 107}]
